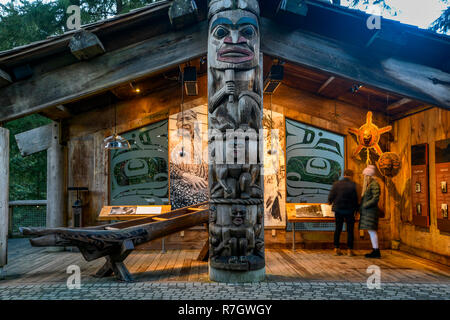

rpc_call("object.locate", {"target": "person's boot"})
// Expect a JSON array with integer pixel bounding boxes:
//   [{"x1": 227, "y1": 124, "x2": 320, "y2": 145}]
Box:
[
  {"x1": 347, "y1": 249, "x2": 355, "y2": 257},
  {"x1": 334, "y1": 248, "x2": 343, "y2": 256},
  {"x1": 365, "y1": 249, "x2": 381, "y2": 258}
]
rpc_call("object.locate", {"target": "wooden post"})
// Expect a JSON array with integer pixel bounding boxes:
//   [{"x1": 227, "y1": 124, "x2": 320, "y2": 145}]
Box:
[
  {"x1": 47, "y1": 122, "x2": 65, "y2": 229},
  {"x1": 0, "y1": 127, "x2": 9, "y2": 279},
  {"x1": 207, "y1": 0, "x2": 265, "y2": 282}
]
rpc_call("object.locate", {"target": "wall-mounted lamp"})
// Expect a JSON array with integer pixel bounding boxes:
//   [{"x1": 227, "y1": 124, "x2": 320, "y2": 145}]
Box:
[
  {"x1": 130, "y1": 82, "x2": 141, "y2": 94},
  {"x1": 183, "y1": 66, "x2": 198, "y2": 96},
  {"x1": 351, "y1": 84, "x2": 363, "y2": 93},
  {"x1": 264, "y1": 64, "x2": 284, "y2": 94}
]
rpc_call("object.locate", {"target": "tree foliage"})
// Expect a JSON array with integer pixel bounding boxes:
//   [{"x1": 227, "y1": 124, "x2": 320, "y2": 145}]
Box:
[
  {"x1": 0, "y1": 0, "x2": 158, "y2": 51},
  {"x1": 1, "y1": 0, "x2": 158, "y2": 200},
  {"x1": 431, "y1": 1, "x2": 449, "y2": 33},
  {"x1": 5, "y1": 114, "x2": 51, "y2": 200},
  {"x1": 344, "y1": 0, "x2": 449, "y2": 34}
]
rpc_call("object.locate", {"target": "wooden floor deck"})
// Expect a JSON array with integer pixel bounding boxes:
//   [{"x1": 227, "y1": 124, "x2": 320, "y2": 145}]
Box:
[{"x1": 1, "y1": 239, "x2": 449, "y2": 285}]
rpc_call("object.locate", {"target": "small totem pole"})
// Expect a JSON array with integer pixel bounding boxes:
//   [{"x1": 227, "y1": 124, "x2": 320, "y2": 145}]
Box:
[{"x1": 207, "y1": 0, "x2": 265, "y2": 282}]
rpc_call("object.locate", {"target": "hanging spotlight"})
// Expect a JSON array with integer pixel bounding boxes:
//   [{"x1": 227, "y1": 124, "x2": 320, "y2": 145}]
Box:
[
  {"x1": 104, "y1": 98, "x2": 131, "y2": 150},
  {"x1": 264, "y1": 64, "x2": 284, "y2": 94},
  {"x1": 183, "y1": 66, "x2": 198, "y2": 96},
  {"x1": 104, "y1": 134, "x2": 131, "y2": 150}
]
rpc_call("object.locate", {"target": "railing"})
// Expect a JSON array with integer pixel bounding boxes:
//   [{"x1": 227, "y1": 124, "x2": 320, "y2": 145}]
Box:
[{"x1": 8, "y1": 200, "x2": 47, "y2": 236}]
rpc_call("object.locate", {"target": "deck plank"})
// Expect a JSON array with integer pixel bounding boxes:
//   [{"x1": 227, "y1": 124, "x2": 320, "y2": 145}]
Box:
[{"x1": 2, "y1": 239, "x2": 450, "y2": 285}]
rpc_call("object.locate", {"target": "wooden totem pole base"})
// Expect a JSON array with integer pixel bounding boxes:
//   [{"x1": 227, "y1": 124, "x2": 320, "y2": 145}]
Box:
[{"x1": 209, "y1": 265, "x2": 266, "y2": 283}]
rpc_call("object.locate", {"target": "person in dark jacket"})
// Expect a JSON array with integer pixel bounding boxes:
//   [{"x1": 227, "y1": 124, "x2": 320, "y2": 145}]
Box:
[
  {"x1": 328, "y1": 169, "x2": 359, "y2": 256},
  {"x1": 359, "y1": 165, "x2": 382, "y2": 258}
]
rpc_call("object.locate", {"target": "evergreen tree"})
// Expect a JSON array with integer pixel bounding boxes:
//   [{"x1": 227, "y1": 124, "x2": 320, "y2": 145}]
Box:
[{"x1": 0, "y1": 0, "x2": 157, "y2": 201}]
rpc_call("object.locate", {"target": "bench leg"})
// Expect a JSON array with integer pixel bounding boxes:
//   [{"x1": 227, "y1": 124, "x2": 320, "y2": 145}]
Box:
[{"x1": 93, "y1": 239, "x2": 134, "y2": 282}]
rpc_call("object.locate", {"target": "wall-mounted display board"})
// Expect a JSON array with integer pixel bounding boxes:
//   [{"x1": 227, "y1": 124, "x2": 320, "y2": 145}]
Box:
[
  {"x1": 411, "y1": 143, "x2": 430, "y2": 227},
  {"x1": 110, "y1": 120, "x2": 169, "y2": 205},
  {"x1": 263, "y1": 109, "x2": 286, "y2": 228},
  {"x1": 169, "y1": 105, "x2": 208, "y2": 210},
  {"x1": 98, "y1": 205, "x2": 171, "y2": 221},
  {"x1": 285, "y1": 118, "x2": 345, "y2": 204},
  {"x1": 292, "y1": 203, "x2": 334, "y2": 218},
  {"x1": 435, "y1": 138, "x2": 450, "y2": 233}
]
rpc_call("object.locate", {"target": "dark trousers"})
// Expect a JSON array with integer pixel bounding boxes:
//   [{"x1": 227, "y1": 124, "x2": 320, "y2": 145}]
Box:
[{"x1": 334, "y1": 212, "x2": 355, "y2": 249}]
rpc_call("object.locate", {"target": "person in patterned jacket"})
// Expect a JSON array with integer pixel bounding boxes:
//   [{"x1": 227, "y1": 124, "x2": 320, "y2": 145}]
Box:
[
  {"x1": 170, "y1": 109, "x2": 208, "y2": 209},
  {"x1": 359, "y1": 165, "x2": 382, "y2": 258}
]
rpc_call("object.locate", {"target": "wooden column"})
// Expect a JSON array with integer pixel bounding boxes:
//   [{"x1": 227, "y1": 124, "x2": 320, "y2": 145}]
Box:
[
  {"x1": 208, "y1": 0, "x2": 265, "y2": 282},
  {"x1": 47, "y1": 122, "x2": 65, "y2": 229},
  {"x1": 0, "y1": 127, "x2": 9, "y2": 279}
]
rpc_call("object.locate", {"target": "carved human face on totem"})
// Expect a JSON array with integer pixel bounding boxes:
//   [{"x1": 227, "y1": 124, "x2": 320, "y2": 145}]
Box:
[
  {"x1": 208, "y1": 10, "x2": 259, "y2": 70},
  {"x1": 231, "y1": 205, "x2": 246, "y2": 226}
]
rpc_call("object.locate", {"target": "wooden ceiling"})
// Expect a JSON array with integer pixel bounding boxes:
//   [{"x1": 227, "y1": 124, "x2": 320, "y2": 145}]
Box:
[
  {"x1": 263, "y1": 54, "x2": 427, "y2": 120},
  {"x1": 39, "y1": 55, "x2": 428, "y2": 122}
]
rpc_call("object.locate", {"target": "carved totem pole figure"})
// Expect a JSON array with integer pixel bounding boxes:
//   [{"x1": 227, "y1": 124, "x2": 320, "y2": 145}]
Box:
[{"x1": 208, "y1": 0, "x2": 265, "y2": 281}]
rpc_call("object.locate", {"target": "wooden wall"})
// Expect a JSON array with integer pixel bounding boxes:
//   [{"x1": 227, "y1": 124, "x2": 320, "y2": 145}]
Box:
[
  {"x1": 64, "y1": 78, "x2": 392, "y2": 249},
  {"x1": 388, "y1": 107, "x2": 450, "y2": 264},
  {"x1": 65, "y1": 77, "x2": 207, "y2": 227},
  {"x1": 267, "y1": 84, "x2": 391, "y2": 249}
]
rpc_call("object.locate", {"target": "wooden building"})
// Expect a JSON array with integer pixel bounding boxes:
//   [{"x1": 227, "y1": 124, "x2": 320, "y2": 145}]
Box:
[{"x1": 0, "y1": 0, "x2": 449, "y2": 273}]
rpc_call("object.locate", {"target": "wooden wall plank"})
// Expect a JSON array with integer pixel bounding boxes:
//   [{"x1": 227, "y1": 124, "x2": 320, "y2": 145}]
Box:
[
  {"x1": 0, "y1": 128, "x2": 9, "y2": 273},
  {"x1": 390, "y1": 108, "x2": 450, "y2": 259}
]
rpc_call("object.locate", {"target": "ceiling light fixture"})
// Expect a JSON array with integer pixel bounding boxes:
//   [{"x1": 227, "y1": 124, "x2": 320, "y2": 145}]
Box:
[
  {"x1": 104, "y1": 96, "x2": 131, "y2": 150},
  {"x1": 264, "y1": 64, "x2": 284, "y2": 94}
]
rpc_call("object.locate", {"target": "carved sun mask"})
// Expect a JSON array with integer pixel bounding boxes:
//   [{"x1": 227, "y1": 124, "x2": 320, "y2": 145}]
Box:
[
  {"x1": 208, "y1": 10, "x2": 259, "y2": 70},
  {"x1": 348, "y1": 111, "x2": 392, "y2": 158}
]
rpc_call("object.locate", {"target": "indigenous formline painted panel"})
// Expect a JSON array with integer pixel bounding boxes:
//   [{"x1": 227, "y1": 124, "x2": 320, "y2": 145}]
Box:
[
  {"x1": 169, "y1": 105, "x2": 209, "y2": 209},
  {"x1": 110, "y1": 120, "x2": 169, "y2": 205},
  {"x1": 286, "y1": 118, "x2": 344, "y2": 204},
  {"x1": 263, "y1": 109, "x2": 286, "y2": 227}
]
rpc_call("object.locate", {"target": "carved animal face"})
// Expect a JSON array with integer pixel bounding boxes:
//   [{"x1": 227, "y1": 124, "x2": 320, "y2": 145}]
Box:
[
  {"x1": 208, "y1": 10, "x2": 259, "y2": 70},
  {"x1": 231, "y1": 205, "x2": 246, "y2": 226}
]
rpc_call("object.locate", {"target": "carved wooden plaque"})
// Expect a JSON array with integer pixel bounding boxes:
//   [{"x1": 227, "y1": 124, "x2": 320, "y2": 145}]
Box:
[
  {"x1": 435, "y1": 138, "x2": 450, "y2": 233},
  {"x1": 411, "y1": 143, "x2": 430, "y2": 227}
]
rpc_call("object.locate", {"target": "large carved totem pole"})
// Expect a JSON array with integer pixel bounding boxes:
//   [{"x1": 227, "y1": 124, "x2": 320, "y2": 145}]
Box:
[{"x1": 207, "y1": 0, "x2": 265, "y2": 282}]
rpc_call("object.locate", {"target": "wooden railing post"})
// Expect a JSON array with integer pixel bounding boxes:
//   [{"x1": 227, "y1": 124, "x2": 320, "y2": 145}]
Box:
[
  {"x1": 47, "y1": 122, "x2": 65, "y2": 229},
  {"x1": 8, "y1": 206, "x2": 13, "y2": 237},
  {"x1": 0, "y1": 127, "x2": 9, "y2": 279}
]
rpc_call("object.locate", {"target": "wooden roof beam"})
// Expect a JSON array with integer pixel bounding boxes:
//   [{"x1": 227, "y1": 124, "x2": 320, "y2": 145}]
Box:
[
  {"x1": 14, "y1": 123, "x2": 52, "y2": 157},
  {"x1": 0, "y1": 69, "x2": 12, "y2": 88},
  {"x1": 317, "y1": 76, "x2": 335, "y2": 94},
  {"x1": 69, "y1": 30, "x2": 105, "y2": 60},
  {"x1": 168, "y1": 0, "x2": 199, "y2": 29},
  {"x1": 0, "y1": 21, "x2": 207, "y2": 122},
  {"x1": 386, "y1": 98, "x2": 412, "y2": 113},
  {"x1": 261, "y1": 17, "x2": 450, "y2": 110}
]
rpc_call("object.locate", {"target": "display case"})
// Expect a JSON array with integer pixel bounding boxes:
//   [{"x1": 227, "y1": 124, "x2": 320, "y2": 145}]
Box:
[
  {"x1": 411, "y1": 143, "x2": 430, "y2": 227},
  {"x1": 435, "y1": 138, "x2": 450, "y2": 233}
]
